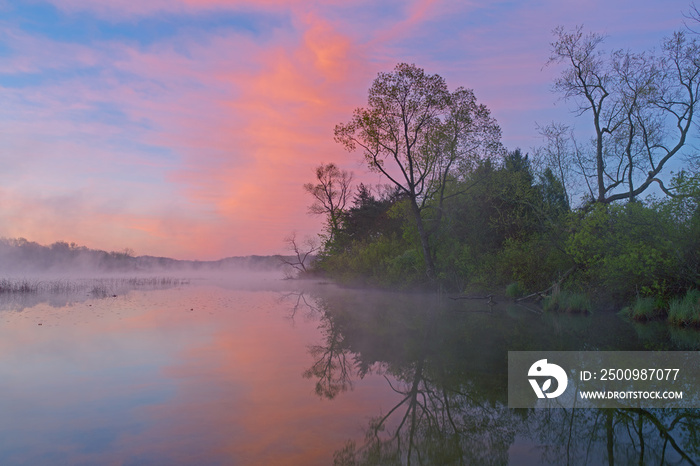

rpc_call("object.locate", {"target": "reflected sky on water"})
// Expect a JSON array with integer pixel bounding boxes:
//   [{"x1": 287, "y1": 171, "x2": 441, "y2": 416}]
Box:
[{"x1": 0, "y1": 279, "x2": 697, "y2": 465}]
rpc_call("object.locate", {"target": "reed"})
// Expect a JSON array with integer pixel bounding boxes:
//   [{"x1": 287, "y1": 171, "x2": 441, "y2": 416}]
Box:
[
  {"x1": 0, "y1": 276, "x2": 190, "y2": 296},
  {"x1": 667, "y1": 289, "x2": 700, "y2": 327},
  {"x1": 618, "y1": 296, "x2": 659, "y2": 321},
  {"x1": 0, "y1": 278, "x2": 39, "y2": 293}
]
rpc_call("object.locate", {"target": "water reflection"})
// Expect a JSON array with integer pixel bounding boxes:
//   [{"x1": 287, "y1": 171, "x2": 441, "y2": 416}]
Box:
[
  {"x1": 0, "y1": 279, "x2": 698, "y2": 465},
  {"x1": 0, "y1": 276, "x2": 190, "y2": 312},
  {"x1": 525, "y1": 408, "x2": 700, "y2": 465},
  {"x1": 295, "y1": 287, "x2": 700, "y2": 465},
  {"x1": 0, "y1": 283, "x2": 400, "y2": 465}
]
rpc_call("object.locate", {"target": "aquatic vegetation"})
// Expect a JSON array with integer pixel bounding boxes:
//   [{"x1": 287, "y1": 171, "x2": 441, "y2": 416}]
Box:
[
  {"x1": 619, "y1": 296, "x2": 660, "y2": 321},
  {"x1": 0, "y1": 276, "x2": 190, "y2": 296},
  {"x1": 542, "y1": 291, "x2": 591, "y2": 314},
  {"x1": 0, "y1": 278, "x2": 39, "y2": 293},
  {"x1": 667, "y1": 289, "x2": 700, "y2": 327}
]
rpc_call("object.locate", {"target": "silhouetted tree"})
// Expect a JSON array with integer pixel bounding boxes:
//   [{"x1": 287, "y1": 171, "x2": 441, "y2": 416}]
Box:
[
  {"x1": 335, "y1": 63, "x2": 502, "y2": 278},
  {"x1": 304, "y1": 163, "x2": 354, "y2": 244},
  {"x1": 280, "y1": 232, "x2": 318, "y2": 276},
  {"x1": 548, "y1": 25, "x2": 700, "y2": 203}
]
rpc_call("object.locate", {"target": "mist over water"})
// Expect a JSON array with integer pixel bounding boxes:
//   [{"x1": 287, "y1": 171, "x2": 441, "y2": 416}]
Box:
[
  {"x1": 0, "y1": 280, "x2": 391, "y2": 464},
  {"x1": 0, "y1": 237, "x2": 298, "y2": 310},
  {"x1": 0, "y1": 236, "x2": 292, "y2": 272},
  {"x1": 1, "y1": 239, "x2": 698, "y2": 464}
]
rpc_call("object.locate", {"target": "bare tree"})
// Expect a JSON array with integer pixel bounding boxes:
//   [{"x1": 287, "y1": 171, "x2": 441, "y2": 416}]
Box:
[
  {"x1": 547, "y1": 25, "x2": 700, "y2": 203},
  {"x1": 303, "y1": 163, "x2": 353, "y2": 244},
  {"x1": 280, "y1": 232, "x2": 318, "y2": 277},
  {"x1": 535, "y1": 122, "x2": 581, "y2": 206}
]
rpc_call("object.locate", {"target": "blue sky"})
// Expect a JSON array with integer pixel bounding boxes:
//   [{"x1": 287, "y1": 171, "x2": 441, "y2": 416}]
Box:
[{"x1": 0, "y1": 0, "x2": 695, "y2": 258}]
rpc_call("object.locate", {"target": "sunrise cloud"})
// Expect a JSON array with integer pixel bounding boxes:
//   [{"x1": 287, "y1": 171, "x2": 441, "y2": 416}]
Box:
[{"x1": 0, "y1": 0, "x2": 692, "y2": 259}]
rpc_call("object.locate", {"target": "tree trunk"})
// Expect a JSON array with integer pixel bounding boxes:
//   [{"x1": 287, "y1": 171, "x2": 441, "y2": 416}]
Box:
[
  {"x1": 410, "y1": 199, "x2": 436, "y2": 279},
  {"x1": 606, "y1": 410, "x2": 614, "y2": 466},
  {"x1": 595, "y1": 120, "x2": 606, "y2": 203}
]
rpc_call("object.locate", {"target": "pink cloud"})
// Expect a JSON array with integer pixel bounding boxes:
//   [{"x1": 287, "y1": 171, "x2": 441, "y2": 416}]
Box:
[
  {"x1": 0, "y1": 6, "x2": 383, "y2": 258},
  {"x1": 2, "y1": 0, "x2": 693, "y2": 258},
  {"x1": 45, "y1": 0, "x2": 357, "y2": 19}
]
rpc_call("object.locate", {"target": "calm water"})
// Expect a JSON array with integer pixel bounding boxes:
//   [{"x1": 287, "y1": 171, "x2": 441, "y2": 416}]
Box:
[{"x1": 0, "y1": 276, "x2": 698, "y2": 465}]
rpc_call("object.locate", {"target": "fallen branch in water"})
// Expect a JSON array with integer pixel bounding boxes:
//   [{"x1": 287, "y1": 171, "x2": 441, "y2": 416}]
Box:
[
  {"x1": 516, "y1": 302, "x2": 543, "y2": 315},
  {"x1": 449, "y1": 294, "x2": 495, "y2": 301},
  {"x1": 448, "y1": 309, "x2": 493, "y2": 314},
  {"x1": 516, "y1": 266, "x2": 577, "y2": 302},
  {"x1": 450, "y1": 294, "x2": 497, "y2": 306}
]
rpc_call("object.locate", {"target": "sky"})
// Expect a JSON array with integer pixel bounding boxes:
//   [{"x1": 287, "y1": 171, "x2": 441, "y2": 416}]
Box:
[{"x1": 0, "y1": 0, "x2": 694, "y2": 260}]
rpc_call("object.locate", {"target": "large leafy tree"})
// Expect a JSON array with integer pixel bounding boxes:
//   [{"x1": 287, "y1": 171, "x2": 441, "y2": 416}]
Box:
[{"x1": 334, "y1": 63, "x2": 502, "y2": 278}]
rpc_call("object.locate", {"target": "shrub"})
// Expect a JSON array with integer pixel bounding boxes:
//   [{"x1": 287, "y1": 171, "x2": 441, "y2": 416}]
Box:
[
  {"x1": 565, "y1": 203, "x2": 678, "y2": 302},
  {"x1": 505, "y1": 282, "x2": 523, "y2": 298},
  {"x1": 490, "y1": 236, "x2": 572, "y2": 293}
]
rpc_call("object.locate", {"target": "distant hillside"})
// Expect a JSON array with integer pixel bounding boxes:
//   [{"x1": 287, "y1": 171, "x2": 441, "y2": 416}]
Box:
[
  {"x1": 135, "y1": 254, "x2": 288, "y2": 271},
  {"x1": 0, "y1": 237, "x2": 287, "y2": 273}
]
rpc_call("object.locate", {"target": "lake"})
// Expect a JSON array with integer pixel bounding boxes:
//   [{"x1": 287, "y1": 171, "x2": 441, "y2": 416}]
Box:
[{"x1": 0, "y1": 274, "x2": 698, "y2": 465}]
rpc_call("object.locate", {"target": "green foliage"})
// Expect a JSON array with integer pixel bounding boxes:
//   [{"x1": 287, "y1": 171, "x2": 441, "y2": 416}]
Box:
[
  {"x1": 542, "y1": 291, "x2": 591, "y2": 314},
  {"x1": 505, "y1": 282, "x2": 523, "y2": 298},
  {"x1": 565, "y1": 203, "x2": 679, "y2": 301},
  {"x1": 334, "y1": 63, "x2": 503, "y2": 277},
  {"x1": 488, "y1": 235, "x2": 571, "y2": 292},
  {"x1": 316, "y1": 104, "x2": 700, "y2": 313},
  {"x1": 538, "y1": 168, "x2": 569, "y2": 216},
  {"x1": 316, "y1": 197, "x2": 429, "y2": 288},
  {"x1": 667, "y1": 289, "x2": 700, "y2": 327},
  {"x1": 432, "y1": 150, "x2": 572, "y2": 292},
  {"x1": 313, "y1": 58, "x2": 700, "y2": 320},
  {"x1": 662, "y1": 170, "x2": 700, "y2": 223},
  {"x1": 319, "y1": 235, "x2": 408, "y2": 286},
  {"x1": 653, "y1": 171, "x2": 700, "y2": 289},
  {"x1": 319, "y1": 149, "x2": 579, "y2": 294},
  {"x1": 332, "y1": 184, "x2": 403, "y2": 251},
  {"x1": 619, "y1": 297, "x2": 660, "y2": 321},
  {"x1": 316, "y1": 160, "x2": 700, "y2": 317}
]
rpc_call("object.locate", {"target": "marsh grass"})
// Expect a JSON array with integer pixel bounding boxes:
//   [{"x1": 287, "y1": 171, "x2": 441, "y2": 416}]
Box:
[
  {"x1": 542, "y1": 291, "x2": 591, "y2": 314},
  {"x1": 667, "y1": 289, "x2": 700, "y2": 327},
  {"x1": 0, "y1": 276, "x2": 190, "y2": 297},
  {"x1": 619, "y1": 296, "x2": 660, "y2": 321},
  {"x1": 0, "y1": 278, "x2": 39, "y2": 293}
]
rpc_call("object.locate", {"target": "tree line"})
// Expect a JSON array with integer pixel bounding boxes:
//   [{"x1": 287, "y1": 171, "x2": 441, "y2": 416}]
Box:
[
  {"x1": 0, "y1": 237, "x2": 285, "y2": 273},
  {"x1": 298, "y1": 20, "x2": 700, "y2": 319}
]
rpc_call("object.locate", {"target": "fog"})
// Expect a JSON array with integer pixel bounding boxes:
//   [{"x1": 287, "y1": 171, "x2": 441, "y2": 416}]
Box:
[
  {"x1": 0, "y1": 237, "x2": 318, "y2": 312},
  {"x1": 0, "y1": 237, "x2": 290, "y2": 273}
]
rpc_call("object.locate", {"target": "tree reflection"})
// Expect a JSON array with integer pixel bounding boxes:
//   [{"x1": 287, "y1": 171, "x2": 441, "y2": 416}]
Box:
[
  {"x1": 277, "y1": 290, "x2": 322, "y2": 321},
  {"x1": 333, "y1": 372, "x2": 518, "y2": 465},
  {"x1": 330, "y1": 313, "x2": 517, "y2": 465},
  {"x1": 526, "y1": 407, "x2": 700, "y2": 465},
  {"x1": 303, "y1": 309, "x2": 354, "y2": 399},
  {"x1": 296, "y1": 288, "x2": 700, "y2": 465},
  {"x1": 301, "y1": 297, "x2": 518, "y2": 464}
]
